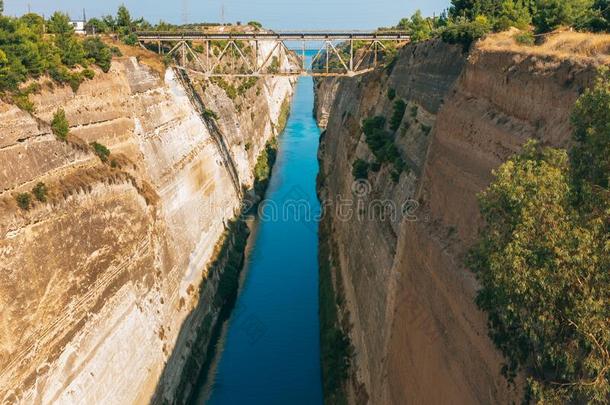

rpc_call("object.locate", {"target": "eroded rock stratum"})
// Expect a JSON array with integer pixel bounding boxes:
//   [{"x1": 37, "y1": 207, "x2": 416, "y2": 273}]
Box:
[
  {"x1": 315, "y1": 32, "x2": 607, "y2": 404},
  {"x1": 0, "y1": 55, "x2": 294, "y2": 403}
]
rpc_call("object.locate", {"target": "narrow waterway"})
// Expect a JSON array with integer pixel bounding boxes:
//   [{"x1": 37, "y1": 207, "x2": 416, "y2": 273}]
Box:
[{"x1": 199, "y1": 66, "x2": 324, "y2": 404}]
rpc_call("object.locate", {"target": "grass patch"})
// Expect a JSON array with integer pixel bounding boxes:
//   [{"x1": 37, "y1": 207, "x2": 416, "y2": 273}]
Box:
[
  {"x1": 514, "y1": 31, "x2": 535, "y2": 46},
  {"x1": 91, "y1": 141, "x2": 111, "y2": 162},
  {"x1": 32, "y1": 182, "x2": 48, "y2": 202}
]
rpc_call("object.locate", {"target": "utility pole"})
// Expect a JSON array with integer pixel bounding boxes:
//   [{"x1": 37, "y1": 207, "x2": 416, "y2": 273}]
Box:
[{"x1": 221, "y1": 4, "x2": 225, "y2": 25}]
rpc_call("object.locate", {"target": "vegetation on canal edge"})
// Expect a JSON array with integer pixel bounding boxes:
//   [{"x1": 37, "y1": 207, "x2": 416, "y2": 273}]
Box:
[
  {"x1": 254, "y1": 138, "x2": 279, "y2": 196},
  {"x1": 469, "y1": 68, "x2": 609, "y2": 404}
]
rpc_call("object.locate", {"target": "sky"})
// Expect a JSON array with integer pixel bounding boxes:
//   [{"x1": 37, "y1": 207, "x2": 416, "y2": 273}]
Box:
[{"x1": 4, "y1": 0, "x2": 451, "y2": 30}]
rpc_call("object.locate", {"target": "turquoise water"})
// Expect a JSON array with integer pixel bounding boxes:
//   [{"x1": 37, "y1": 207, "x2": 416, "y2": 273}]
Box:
[{"x1": 201, "y1": 68, "x2": 324, "y2": 404}]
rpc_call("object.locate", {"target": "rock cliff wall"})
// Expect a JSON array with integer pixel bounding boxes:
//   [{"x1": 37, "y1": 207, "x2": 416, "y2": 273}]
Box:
[
  {"x1": 0, "y1": 52, "x2": 293, "y2": 404},
  {"x1": 316, "y1": 33, "x2": 605, "y2": 404}
]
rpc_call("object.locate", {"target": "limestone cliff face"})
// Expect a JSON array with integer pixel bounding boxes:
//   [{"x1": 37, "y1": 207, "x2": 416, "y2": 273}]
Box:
[
  {"x1": 0, "y1": 54, "x2": 293, "y2": 404},
  {"x1": 316, "y1": 34, "x2": 603, "y2": 404}
]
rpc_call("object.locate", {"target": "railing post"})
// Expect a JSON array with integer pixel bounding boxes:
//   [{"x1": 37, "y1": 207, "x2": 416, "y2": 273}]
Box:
[{"x1": 349, "y1": 38, "x2": 354, "y2": 72}]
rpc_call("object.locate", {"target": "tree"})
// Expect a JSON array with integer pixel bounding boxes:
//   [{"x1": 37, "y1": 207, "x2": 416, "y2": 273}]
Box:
[
  {"x1": 441, "y1": 15, "x2": 493, "y2": 50},
  {"x1": 56, "y1": 34, "x2": 85, "y2": 67},
  {"x1": 20, "y1": 13, "x2": 45, "y2": 35},
  {"x1": 83, "y1": 37, "x2": 112, "y2": 72},
  {"x1": 0, "y1": 1, "x2": 3, "y2": 16},
  {"x1": 470, "y1": 141, "x2": 609, "y2": 403},
  {"x1": 85, "y1": 17, "x2": 109, "y2": 34},
  {"x1": 532, "y1": 0, "x2": 595, "y2": 32},
  {"x1": 47, "y1": 12, "x2": 73, "y2": 35},
  {"x1": 450, "y1": 0, "x2": 502, "y2": 19},
  {"x1": 570, "y1": 67, "x2": 610, "y2": 210},
  {"x1": 495, "y1": 0, "x2": 532, "y2": 30},
  {"x1": 470, "y1": 70, "x2": 610, "y2": 403},
  {"x1": 397, "y1": 10, "x2": 434, "y2": 41},
  {"x1": 102, "y1": 15, "x2": 117, "y2": 32},
  {"x1": 117, "y1": 5, "x2": 131, "y2": 28}
]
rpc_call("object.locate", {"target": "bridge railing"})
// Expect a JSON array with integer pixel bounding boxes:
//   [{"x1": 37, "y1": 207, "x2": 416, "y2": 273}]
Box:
[{"x1": 136, "y1": 30, "x2": 410, "y2": 77}]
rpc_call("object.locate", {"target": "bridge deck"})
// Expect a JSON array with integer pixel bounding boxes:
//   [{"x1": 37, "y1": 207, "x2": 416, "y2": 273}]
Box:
[{"x1": 137, "y1": 31, "x2": 410, "y2": 41}]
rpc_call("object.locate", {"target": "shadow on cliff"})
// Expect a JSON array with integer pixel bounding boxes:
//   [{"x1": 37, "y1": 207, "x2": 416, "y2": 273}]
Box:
[{"x1": 150, "y1": 213, "x2": 251, "y2": 405}]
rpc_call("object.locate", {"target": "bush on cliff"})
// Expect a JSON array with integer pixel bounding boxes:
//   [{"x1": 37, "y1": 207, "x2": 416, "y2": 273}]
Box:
[
  {"x1": 91, "y1": 142, "x2": 111, "y2": 162},
  {"x1": 15, "y1": 193, "x2": 31, "y2": 210},
  {"x1": 469, "y1": 70, "x2": 610, "y2": 403},
  {"x1": 362, "y1": 116, "x2": 407, "y2": 179},
  {"x1": 390, "y1": 99, "x2": 407, "y2": 131},
  {"x1": 352, "y1": 159, "x2": 369, "y2": 180},
  {"x1": 32, "y1": 182, "x2": 48, "y2": 202},
  {"x1": 51, "y1": 109, "x2": 69, "y2": 140},
  {"x1": 441, "y1": 15, "x2": 493, "y2": 50},
  {"x1": 83, "y1": 37, "x2": 113, "y2": 73}
]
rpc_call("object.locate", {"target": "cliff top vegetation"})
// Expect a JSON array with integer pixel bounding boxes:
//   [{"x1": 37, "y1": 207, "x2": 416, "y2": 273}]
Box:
[{"x1": 393, "y1": 1, "x2": 610, "y2": 51}]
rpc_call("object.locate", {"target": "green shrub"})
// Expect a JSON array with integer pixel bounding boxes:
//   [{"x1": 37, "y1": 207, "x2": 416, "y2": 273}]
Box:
[
  {"x1": 411, "y1": 105, "x2": 419, "y2": 117},
  {"x1": 387, "y1": 88, "x2": 396, "y2": 101},
  {"x1": 51, "y1": 108, "x2": 69, "y2": 140},
  {"x1": 397, "y1": 10, "x2": 436, "y2": 41},
  {"x1": 91, "y1": 141, "x2": 111, "y2": 162},
  {"x1": 83, "y1": 37, "x2": 113, "y2": 73},
  {"x1": 494, "y1": 0, "x2": 532, "y2": 31},
  {"x1": 248, "y1": 21, "x2": 263, "y2": 29},
  {"x1": 211, "y1": 77, "x2": 238, "y2": 100},
  {"x1": 362, "y1": 116, "x2": 386, "y2": 135},
  {"x1": 32, "y1": 182, "x2": 48, "y2": 202},
  {"x1": 82, "y1": 68, "x2": 95, "y2": 79},
  {"x1": 253, "y1": 138, "x2": 278, "y2": 195},
  {"x1": 352, "y1": 159, "x2": 369, "y2": 180},
  {"x1": 514, "y1": 30, "x2": 536, "y2": 45},
  {"x1": 421, "y1": 124, "x2": 432, "y2": 135},
  {"x1": 47, "y1": 12, "x2": 73, "y2": 34},
  {"x1": 237, "y1": 77, "x2": 258, "y2": 96},
  {"x1": 390, "y1": 99, "x2": 407, "y2": 131},
  {"x1": 121, "y1": 33, "x2": 138, "y2": 46},
  {"x1": 362, "y1": 116, "x2": 407, "y2": 175},
  {"x1": 269, "y1": 56, "x2": 280, "y2": 74},
  {"x1": 14, "y1": 92, "x2": 34, "y2": 112},
  {"x1": 203, "y1": 108, "x2": 218, "y2": 120},
  {"x1": 15, "y1": 193, "x2": 31, "y2": 210},
  {"x1": 441, "y1": 15, "x2": 492, "y2": 51}
]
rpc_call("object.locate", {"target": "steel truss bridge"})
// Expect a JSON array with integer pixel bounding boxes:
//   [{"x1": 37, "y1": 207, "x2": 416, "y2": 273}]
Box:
[{"x1": 136, "y1": 31, "x2": 410, "y2": 77}]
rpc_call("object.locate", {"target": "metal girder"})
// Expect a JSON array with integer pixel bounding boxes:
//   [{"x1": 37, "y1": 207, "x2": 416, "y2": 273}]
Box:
[{"x1": 144, "y1": 32, "x2": 409, "y2": 77}]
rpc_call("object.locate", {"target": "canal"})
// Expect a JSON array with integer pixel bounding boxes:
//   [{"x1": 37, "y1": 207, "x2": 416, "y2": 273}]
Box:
[{"x1": 198, "y1": 62, "x2": 324, "y2": 404}]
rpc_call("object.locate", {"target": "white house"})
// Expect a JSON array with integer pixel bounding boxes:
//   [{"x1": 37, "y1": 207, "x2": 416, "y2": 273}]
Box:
[{"x1": 70, "y1": 20, "x2": 86, "y2": 35}]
